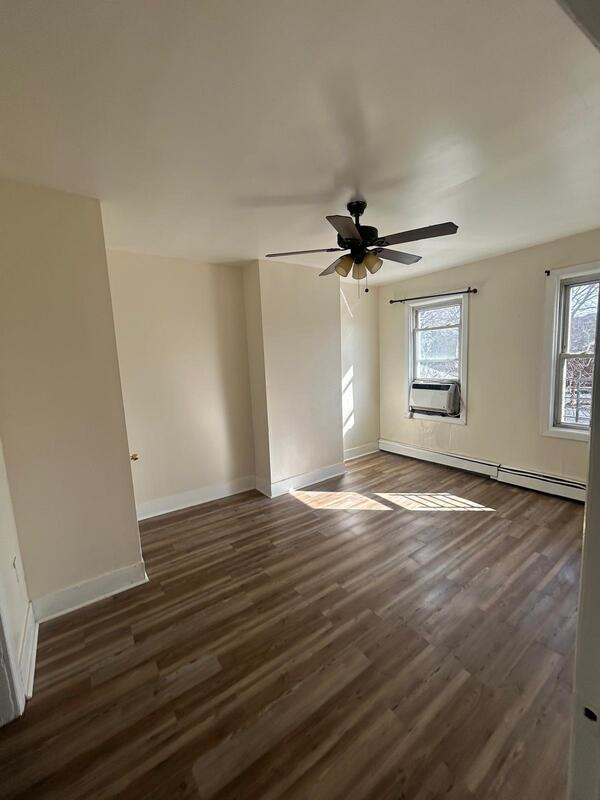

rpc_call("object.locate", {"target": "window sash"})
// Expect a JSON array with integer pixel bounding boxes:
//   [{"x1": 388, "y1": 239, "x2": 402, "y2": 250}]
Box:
[
  {"x1": 411, "y1": 300, "x2": 462, "y2": 383},
  {"x1": 413, "y1": 322, "x2": 460, "y2": 333},
  {"x1": 413, "y1": 300, "x2": 461, "y2": 331},
  {"x1": 417, "y1": 357, "x2": 460, "y2": 363},
  {"x1": 553, "y1": 277, "x2": 599, "y2": 429},
  {"x1": 559, "y1": 277, "x2": 599, "y2": 355}
]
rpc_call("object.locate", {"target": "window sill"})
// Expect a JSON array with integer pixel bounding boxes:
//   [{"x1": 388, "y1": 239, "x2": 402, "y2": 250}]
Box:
[
  {"x1": 543, "y1": 426, "x2": 590, "y2": 442},
  {"x1": 409, "y1": 412, "x2": 466, "y2": 426}
]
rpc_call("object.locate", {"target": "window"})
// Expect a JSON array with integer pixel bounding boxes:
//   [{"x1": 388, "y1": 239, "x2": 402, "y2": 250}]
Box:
[
  {"x1": 554, "y1": 278, "x2": 598, "y2": 430},
  {"x1": 407, "y1": 294, "x2": 468, "y2": 423},
  {"x1": 412, "y1": 300, "x2": 461, "y2": 380},
  {"x1": 544, "y1": 262, "x2": 600, "y2": 440}
]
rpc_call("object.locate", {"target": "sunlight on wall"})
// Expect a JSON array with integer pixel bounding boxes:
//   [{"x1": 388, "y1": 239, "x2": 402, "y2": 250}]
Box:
[
  {"x1": 340, "y1": 287, "x2": 354, "y2": 319},
  {"x1": 376, "y1": 493, "x2": 494, "y2": 511},
  {"x1": 342, "y1": 365, "x2": 354, "y2": 436},
  {"x1": 290, "y1": 490, "x2": 390, "y2": 511}
]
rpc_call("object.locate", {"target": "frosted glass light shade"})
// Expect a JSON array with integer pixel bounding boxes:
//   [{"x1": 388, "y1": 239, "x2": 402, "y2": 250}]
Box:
[
  {"x1": 364, "y1": 252, "x2": 383, "y2": 274},
  {"x1": 352, "y1": 260, "x2": 367, "y2": 280},
  {"x1": 335, "y1": 254, "x2": 354, "y2": 277}
]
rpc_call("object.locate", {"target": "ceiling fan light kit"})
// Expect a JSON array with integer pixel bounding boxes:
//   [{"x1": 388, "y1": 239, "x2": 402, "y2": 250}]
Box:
[
  {"x1": 265, "y1": 198, "x2": 459, "y2": 290},
  {"x1": 352, "y1": 261, "x2": 367, "y2": 281},
  {"x1": 335, "y1": 254, "x2": 354, "y2": 277},
  {"x1": 364, "y1": 252, "x2": 383, "y2": 274}
]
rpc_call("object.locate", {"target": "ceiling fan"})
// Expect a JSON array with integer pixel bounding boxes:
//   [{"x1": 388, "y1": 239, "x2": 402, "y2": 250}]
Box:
[{"x1": 265, "y1": 199, "x2": 458, "y2": 282}]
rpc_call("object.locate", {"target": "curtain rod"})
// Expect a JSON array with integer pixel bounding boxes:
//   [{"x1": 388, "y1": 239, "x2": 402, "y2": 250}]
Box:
[{"x1": 389, "y1": 287, "x2": 478, "y2": 305}]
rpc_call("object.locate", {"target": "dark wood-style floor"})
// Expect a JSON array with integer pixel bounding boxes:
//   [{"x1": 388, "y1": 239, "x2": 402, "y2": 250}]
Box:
[{"x1": 0, "y1": 452, "x2": 583, "y2": 799}]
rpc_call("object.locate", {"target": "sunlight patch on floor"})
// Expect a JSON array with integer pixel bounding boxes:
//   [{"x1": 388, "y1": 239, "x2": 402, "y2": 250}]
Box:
[
  {"x1": 376, "y1": 492, "x2": 494, "y2": 511},
  {"x1": 290, "y1": 490, "x2": 390, "y2": 511}
]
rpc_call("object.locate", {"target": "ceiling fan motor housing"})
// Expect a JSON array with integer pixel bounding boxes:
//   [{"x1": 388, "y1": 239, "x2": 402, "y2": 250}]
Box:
[
  {"x1": 357, "y1": 225, "x2": 378, "y2": 244},
  {"x1": 336, "y1": 224, "x2": 379, "y2": 261}
]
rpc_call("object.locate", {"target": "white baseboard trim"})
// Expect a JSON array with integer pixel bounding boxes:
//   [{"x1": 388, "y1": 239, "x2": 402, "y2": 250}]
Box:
[
  {"x1": 497, "y1": 467, "x2": 586, "y2": 502},
  {"x1": 33, "y1": 561, "x2": 148, "y2": 623},
  {"x1": 262, "y1": 462, "x2": 346, "y2": 499},
  {"x1": 379, "y1": 439, "x2": 499, "y2": 478},
  {"x1": 136, "y1": 475, "x2": 256, "y2": 520},
  {"x1": 18, "y1": 603, "x2": 38, "y2": 699},
  {"x1": 137, "y1": 465, "x2": 347, "y2": 513},
  {"x1": 344, "y1": 442, "x2": 380, "y2": 462},
  {"x1": 378, "y1": 438, "x2": 586, "y2": 502},
  {"x1": 255, "y1": 476, "x2": 271, "y2": 497}
]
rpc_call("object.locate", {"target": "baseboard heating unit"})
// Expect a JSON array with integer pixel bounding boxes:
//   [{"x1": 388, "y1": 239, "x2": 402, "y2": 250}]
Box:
[
  {"x1": 378, "y1": 439, "x2": 586, "y2": 502},
  {"x1": 496, "y1": 466, "x2": 586, "y2": 502}
]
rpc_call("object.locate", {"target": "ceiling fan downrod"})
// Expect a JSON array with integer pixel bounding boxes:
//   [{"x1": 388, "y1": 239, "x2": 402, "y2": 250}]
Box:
[{"x1": 347, "y1": 198, "x2": 367, "y2": 227}]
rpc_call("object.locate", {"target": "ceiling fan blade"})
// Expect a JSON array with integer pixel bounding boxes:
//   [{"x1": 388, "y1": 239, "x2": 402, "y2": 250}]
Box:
[
  {"x1": 265, "y1": 247, "x2": 344, "y2": 258},
  {"x1": 377, "y1": 248, "x2": 422, "y2": 265},
  {"x1": 326, "y1": 215, "x2": 361, "y2": 242},
  {"x1": 379, "y1": 222, "x2": 458, "y2": 246},
  {"x1": 319, "y1": 256, "x2": 346, "y2": 276}
]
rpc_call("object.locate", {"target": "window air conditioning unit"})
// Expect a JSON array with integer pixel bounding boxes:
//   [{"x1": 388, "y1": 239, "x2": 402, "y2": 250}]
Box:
[{"x1": 410, "y1": 381, "x2": 460, "y2": 416}]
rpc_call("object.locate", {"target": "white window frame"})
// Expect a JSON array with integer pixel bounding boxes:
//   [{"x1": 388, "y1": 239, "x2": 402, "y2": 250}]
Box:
[
  {"x1": 543, "y1": 261, "x2": 600, "y2": 442},
  {"x1": 406, "y1": 292, "x2": 469, "y2": 425}
]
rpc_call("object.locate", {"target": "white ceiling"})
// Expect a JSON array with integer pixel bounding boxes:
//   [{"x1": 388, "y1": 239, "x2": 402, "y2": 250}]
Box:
[{"x1": 1, "y1": 0, "x2": 600, "y2": 284}]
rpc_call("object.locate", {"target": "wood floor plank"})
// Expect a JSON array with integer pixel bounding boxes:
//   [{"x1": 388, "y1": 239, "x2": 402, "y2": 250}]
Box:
[{"x1": 0, "y1": 452, "x2": 583, "y2": 799}]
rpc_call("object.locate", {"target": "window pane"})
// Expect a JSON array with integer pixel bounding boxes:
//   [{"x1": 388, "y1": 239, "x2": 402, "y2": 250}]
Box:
[
  {"x1": 559, "y1": 355, "x2": 594, "y2": 426},
  {"x1": 416, "y1": 327, "x2": 459, "y2": 361},
  {"x1": 416, "y1": 359, "x2": 459, "y2": 380},
  {"x1": 566, "y1": 282, "x2": 598, "y2": 354},
  {"x1": 416, "y1": 303, "x2": 460, "y2": 329}
]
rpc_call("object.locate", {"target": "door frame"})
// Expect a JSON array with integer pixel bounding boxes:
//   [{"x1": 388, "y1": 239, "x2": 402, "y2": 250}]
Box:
[
  {"x1": 0, "y1": 601, "x2": 26, "y2": 726},
  {"x1": 569, "y1": 317, "x2": 600, "y2": 797}
]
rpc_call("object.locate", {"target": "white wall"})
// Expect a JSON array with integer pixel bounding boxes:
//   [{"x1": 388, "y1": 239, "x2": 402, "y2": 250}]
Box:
[
  {"x1": 259, "y1": 260, "x2": 344, "y2": 485},
  {"x1": 0, "y1": 179, "x2": 142, "y2": 604},
  {"x1": 243, "y1": 263, "x2": 272, "y2": 488},
  {"x1": 110, "y1": 255, "x2": 344, "y2": 505},
  {"x1": 378, "y1": 228, "x2": 600, "y2": 482},
  {"x1": 108, "y1": 251, "x2": 255, "y2": 518},
  {"x1": 340, "y1": 285, "x2": 380, "y2": 459},
  {"x1": 243, "y1": 261, "x2": 344, "y2": 493}
]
